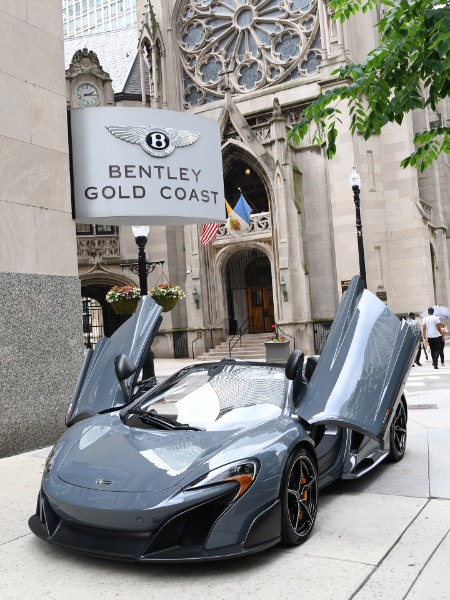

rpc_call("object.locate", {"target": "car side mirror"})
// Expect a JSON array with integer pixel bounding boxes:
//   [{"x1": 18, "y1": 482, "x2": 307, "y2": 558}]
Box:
[
  {"x1": 114, "y1": 354, "x2": 138, "y2": 404},
  {"x1": 114, "y1": 354, "x2": 137, "y2": 381}
]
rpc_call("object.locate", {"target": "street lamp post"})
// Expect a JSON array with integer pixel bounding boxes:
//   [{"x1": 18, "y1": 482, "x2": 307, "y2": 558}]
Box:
[
  {"x1": 132, "y1": 226, "x2": 150, "y2": 296},
  {"x1": 349, "y1": 168, "x2": 367, "y2": 289},
  {"x1": 119, "y1": 226, "x2": 165, "y2": 380},
  {"x1": 120, "y1": 227, "x2": 165, "y2": 291}
]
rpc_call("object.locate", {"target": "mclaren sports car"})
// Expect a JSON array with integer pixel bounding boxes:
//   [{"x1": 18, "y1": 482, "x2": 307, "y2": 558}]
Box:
[{"x1": 29, "y1": 275, "x2": 418, "y2": 562}]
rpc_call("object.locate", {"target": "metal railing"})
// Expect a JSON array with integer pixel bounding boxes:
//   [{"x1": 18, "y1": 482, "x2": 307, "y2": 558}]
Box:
[
  {"x1": 313, "y1": 321, "x2": 332, "y2": 354},
  {"x1": 228, "y1": 317, "x2": 253, "y2": 357},
  {"x1": 191, "y1": 318, "x2": 229, "y2": 359},
  {"x1": 274, "y1": 323, "x2": 295, "y2": 350}
]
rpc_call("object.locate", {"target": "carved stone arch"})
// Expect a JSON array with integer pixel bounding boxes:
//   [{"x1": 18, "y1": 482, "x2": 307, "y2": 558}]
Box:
[
  {"x1": 80, "y1": 272, "x2": 136, "y2": 295},
  {"x1": 222, "y1": 141, "x2": 274, "y2": 213},
  {"x1": 79, "y1": 272, "x2": 137, "y2": 346},
  {"x1": 214, "y1": 242, "x2": 275, "y2": 333},
  {"x1": 215, "y1": 241, "x2": 274, "y2": 277}
]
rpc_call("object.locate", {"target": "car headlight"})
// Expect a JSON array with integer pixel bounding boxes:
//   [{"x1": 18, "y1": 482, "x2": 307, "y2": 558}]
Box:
[
  {"x1": 185, "y1": 460, "x2": 259, "y2": 501},
  {"x1": 44, "y1": 447, "x2": 56, "y2": 474}
]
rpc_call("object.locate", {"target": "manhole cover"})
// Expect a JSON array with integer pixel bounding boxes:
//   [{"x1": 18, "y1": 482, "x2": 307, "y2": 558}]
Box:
[{"x1": 408, "y1": 404, "x2": 438, "y2": 410}]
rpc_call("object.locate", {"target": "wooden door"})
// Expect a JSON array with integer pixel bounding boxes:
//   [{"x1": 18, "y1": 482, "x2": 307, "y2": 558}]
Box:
[{"x1": 247, "y1": 287, "x2": 274, "y2": 333}]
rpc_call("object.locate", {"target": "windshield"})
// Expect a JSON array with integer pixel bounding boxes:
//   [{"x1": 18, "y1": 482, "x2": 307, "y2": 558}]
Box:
[{"x1": 134, "y1": 363, "x2": 287, "y2": 431}]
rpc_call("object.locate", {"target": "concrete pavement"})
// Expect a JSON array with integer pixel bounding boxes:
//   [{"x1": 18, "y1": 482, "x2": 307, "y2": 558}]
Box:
[{"x1": 1, "y1": 353, "x2": 450, "y2": 599}]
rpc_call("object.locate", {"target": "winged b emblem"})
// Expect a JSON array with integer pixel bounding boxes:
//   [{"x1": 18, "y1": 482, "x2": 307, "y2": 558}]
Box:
[{"x1": 105, "y1": 125, "x2": 201, "y2": 158}]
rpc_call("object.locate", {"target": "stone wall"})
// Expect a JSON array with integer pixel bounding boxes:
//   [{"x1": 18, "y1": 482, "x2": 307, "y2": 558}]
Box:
[
  {"x1": 0, "y1": 3, "x2": 84, "y2": 456},
  {"x1": 0, "y1": 273, "x2": 84, "y2": 457}
]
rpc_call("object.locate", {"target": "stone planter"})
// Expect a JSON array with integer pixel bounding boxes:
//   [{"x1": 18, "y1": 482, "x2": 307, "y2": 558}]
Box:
[{"x1": 264, "y1": 341, "x2": 290, "y2": 364}]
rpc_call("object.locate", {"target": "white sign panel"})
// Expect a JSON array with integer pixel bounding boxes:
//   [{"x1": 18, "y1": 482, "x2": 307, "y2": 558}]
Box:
[{"x1": 70, "y1": 107, "x2": 225, "y2": 225}]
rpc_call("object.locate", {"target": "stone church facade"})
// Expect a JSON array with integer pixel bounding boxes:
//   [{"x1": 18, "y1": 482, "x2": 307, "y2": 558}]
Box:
[
  {"x1": 134, "y1": 0, "x2": 450, "y2": 354},
  {"x1": 66, "y1": 0, "x2": 450, "y2": 359}
]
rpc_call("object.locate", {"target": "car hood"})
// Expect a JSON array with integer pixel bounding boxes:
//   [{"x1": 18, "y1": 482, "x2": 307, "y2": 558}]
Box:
[
  {"x1": 57, "y1": 416, "x2": 241, "y2": 492},
  {"x1": 66, "y1": 297, "x2": 162, "y2": 426},
  {"x1": 296, "y1": 275, "x2": 418, "y2": 443}
]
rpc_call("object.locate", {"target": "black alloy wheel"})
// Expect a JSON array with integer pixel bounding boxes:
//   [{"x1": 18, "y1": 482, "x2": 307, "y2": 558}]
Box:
[
  {"x1": 388, "y1": 399, "x2": 407, "y2": 462},
  {"x1": 280, "y1": 448, "x2": 319, "y2": 545}
]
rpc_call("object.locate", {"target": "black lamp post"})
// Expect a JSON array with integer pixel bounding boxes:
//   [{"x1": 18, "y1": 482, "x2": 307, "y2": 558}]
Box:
[
  {"x1": 119, "y1": 226, "x2": 165, "y2": 380},
  {"x1": 132, "y1": 226, "x2": 150, "y2": 296},
  {"x1": 349, "y1": 168, "x2": 367, "y2": 289},
  {"x1": 120, "y1": 226, "x2": 165, "y2": 292}
]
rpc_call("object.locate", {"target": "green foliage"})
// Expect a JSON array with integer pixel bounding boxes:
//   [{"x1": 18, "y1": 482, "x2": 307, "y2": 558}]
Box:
[{"x1": 287, "y1": 0, "x2": 450, "y2": 170}]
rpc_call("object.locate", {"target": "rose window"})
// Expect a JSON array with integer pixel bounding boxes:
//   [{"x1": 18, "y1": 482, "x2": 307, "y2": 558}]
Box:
[{"x1": 178, "y1": 0, "x2": 322, "y2": 108}]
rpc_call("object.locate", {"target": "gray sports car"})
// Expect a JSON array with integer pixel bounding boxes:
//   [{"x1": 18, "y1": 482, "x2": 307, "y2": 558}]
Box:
[{"x1": 29, "y1": 275, "x2": 418, "y2": 562}]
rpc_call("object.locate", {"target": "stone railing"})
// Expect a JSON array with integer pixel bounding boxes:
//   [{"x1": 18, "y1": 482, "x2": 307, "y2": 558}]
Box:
[
  {"x1": 419, "y1": 199, "x2": 432, "y2": 221},
  {"x1": 215, "y1": 212, "x2": 272, "y2": 242},
  {"x1": 77, "y1": 235, "x2": 120, "y2": 260}
]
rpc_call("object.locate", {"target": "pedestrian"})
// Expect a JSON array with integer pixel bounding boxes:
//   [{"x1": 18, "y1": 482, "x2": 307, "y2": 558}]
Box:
[
  {"x1": 438, "y1": 324, "x2": 449, "y2": 366},
  {"x1": 422, "y1": 307, "x2": 445, "y2": 369},
  {"x1": 406, "y1": 312, "x2": 423, "y2": 366}
]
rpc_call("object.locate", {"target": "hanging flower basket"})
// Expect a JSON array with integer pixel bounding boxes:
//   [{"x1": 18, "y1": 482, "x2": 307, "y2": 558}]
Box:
[
  {"x1": 152, "y1": 296, "x2": 180, "y2": 312},
  {"x1": 110, "y1": 298, "x2": 140, "y2": 315},
  {"x1": 148, "y1": 283, "x2": 185, "y2": 313},
  {"x1": 106, "y1": 286, "x2": 141, "y2": 315}
]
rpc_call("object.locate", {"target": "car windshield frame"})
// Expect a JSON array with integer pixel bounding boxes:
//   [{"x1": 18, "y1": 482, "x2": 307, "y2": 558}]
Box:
[{"x1": 126, "y1": 361, "x2": 288, "y2": 431}]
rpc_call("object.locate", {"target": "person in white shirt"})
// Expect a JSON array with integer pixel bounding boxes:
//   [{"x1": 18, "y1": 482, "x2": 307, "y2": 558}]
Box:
[{"x1": 422, "y1": 307, "x2": 445, "y2": 369}]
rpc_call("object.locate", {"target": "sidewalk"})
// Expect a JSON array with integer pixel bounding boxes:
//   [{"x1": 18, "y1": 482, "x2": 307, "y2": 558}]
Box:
[
  {"x1": 153, "y1": 356, "x2": 196, "y2": 378},
  {"x1": 1, "y1": 357, "x2": 449, "y2": 599}
]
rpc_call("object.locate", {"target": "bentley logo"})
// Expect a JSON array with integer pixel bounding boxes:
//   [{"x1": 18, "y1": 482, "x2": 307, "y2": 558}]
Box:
[
  {"x1": 105, "y1": 125, "x2": 201, "y2": 158},
  {"x1": 96, "y1": 479, "x2": 112, "y2": 485}
]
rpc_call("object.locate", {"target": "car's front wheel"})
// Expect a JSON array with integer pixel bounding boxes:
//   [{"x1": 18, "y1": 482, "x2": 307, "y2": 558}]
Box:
[
  {"x1": 280, "y1": 448, "x2": 319, "y2": 545},
  {"x1": 388, "y1": 399, "x2": 407, "y2": 462}
]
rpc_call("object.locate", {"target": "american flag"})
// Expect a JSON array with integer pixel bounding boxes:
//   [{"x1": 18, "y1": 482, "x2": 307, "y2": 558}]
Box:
[{"x1": 200, "y1": 223, "x2": 220, "y2": 246}]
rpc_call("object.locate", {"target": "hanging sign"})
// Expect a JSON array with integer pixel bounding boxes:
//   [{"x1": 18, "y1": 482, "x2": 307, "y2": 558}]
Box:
[{"x1": 69, "y1": 107, "x2": 225, "y2": 225}]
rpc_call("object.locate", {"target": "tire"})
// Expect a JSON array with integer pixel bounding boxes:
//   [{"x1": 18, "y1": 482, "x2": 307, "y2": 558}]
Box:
[
  {"x1": 280, "y1": 448, "x2": 319, "y2": 545},
  {"x1": 388, "y1": 399, "x2": 407, "y2": 462}
]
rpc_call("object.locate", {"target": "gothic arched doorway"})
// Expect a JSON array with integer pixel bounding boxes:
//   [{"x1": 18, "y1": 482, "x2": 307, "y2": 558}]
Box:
[{"x1": 226, "y1": 249, "x2": 273, "y2": 334}]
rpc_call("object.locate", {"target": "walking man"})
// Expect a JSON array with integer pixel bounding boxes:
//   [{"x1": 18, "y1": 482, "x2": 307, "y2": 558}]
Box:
[
  {"x1": 406, "y1": 312, "x2": 423, "y2": 365},
  {"x1": 422, "y1": 307, "x2": 445, "y2": 369}
]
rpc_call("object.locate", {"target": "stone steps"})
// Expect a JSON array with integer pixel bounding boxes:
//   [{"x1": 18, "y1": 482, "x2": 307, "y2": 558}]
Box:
[{"x1": 194, "y1": 333, "x2": 269, "y2": 362}]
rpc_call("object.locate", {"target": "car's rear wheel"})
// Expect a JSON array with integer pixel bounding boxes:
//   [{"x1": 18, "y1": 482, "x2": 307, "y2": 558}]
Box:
[
  {"x1": 280, "y1": 448, "x2": 318, "y2": 545},
  {"x1": 388, "y1": 399, "x2": 407, "y2": 462}
]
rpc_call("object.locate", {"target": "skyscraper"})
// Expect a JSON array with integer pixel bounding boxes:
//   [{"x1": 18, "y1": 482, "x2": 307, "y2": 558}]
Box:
[{"x1": 62, "y1": 0, "x2": 137, "y2": 39}]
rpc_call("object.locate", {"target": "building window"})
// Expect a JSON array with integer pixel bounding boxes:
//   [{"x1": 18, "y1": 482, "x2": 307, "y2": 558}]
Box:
[
  {"x1": 96, "y1": 225, "x2": 117, "y2": 235},
  {"x1": 76, "y1": 224, "x2": 118, "y2": 236},
  {"x1": 178, "y1": 0, "x2": 322, "y2": 107}
]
